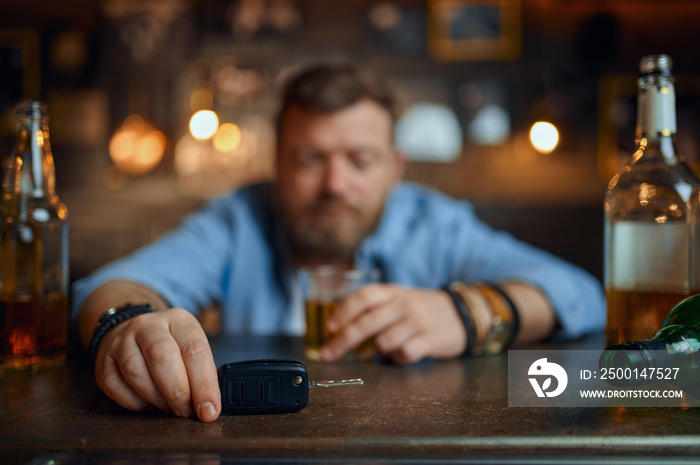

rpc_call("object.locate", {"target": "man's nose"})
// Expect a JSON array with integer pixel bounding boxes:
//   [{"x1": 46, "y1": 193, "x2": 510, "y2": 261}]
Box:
[{"x1": 322, "y1": 157, "x2": 351, "y2": 195}]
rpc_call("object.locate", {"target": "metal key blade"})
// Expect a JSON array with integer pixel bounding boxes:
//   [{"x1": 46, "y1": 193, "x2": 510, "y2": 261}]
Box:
[{"x1": 309, "y1": 378, "x2": 364, "y2": 388}]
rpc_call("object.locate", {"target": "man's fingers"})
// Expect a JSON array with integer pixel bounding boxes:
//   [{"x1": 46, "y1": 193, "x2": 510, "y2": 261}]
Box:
[
  {"x1": 322, "y1": 302, "x2": 402, "y2": 361},
  {"x1": 387, "y1": 335, "x2": 430, "y2": 366},
  {"x1": 115, "y1": 337, "x2": 170, "y2": 413},
  {"x1": 96, "y1": 354, "x2": 152, "y2": 412},
  {"x1": 326, "y1": 284, "x2": 393, "y2": 333},
  {"x1": 132, "y1": 314, "x2": 194, "y2": 418},
  {"x1": 170, "y1": 312, "x2": 221, "y2": 422},
  {"x1": 375, "y1": 320, "x2": 421, "y2": 354},
  {"x1": 322, "y1": 285, "x2": 467, "y2": 364}
]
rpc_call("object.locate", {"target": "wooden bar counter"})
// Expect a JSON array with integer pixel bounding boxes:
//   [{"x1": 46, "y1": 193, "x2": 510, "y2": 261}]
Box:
[{"x1": 2, "y1": 334, "x2": 700, "y2": 464}]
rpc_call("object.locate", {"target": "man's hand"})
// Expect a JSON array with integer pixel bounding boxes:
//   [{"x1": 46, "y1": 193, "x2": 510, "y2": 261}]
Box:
[
  {"x1": 93, "y1": 307, "x2": 221, "y2": 422},
  {"x1": 321, "y1": 284, "x2": 467, "y2": 365}
]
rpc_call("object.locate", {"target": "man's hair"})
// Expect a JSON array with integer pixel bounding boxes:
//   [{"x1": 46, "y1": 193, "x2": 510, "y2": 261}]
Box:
[{"x1": 276, "y1": 63, "x2": 401, "y2": 135}]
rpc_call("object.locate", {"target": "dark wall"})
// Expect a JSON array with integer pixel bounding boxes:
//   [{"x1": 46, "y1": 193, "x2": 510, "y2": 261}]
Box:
[{"x1": 2, "y1": 0, "x2": 700, "y2": 283}]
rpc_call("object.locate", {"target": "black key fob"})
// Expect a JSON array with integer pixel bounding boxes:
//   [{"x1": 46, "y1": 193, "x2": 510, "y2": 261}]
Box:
[{"x1": 217, "y1": 360, "x2": 309, "y2": 414}]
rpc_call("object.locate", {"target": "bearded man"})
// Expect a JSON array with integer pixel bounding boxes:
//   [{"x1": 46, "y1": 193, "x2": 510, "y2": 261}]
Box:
[{"x1": 74, "y1": 63, "x2": 605, "y2": 422}]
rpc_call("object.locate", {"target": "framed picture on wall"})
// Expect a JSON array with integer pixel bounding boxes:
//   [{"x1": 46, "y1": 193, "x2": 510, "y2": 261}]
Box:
[{"x1": 428, "y1": 0, "x2": 521, "y2": 62}]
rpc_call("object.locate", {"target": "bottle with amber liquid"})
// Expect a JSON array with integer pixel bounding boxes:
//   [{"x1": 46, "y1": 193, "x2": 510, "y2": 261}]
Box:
[
  {"x1": 0, "y1": 101, "x2": 69, "y2": 369},
  {"x1": 604, "y1": 55, "x2": 700, "y2": 346}
]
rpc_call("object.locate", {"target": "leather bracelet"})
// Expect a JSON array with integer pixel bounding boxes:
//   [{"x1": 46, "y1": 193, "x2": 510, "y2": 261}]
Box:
[
  {"x1": 88, "y1": 303, "x2": 154, "y2": 359},
  {"x1": 487, "y1": 283, "x2": 521, "y2": 349},
  {"x1": 473, "y1": 283, "x2": 516, "y2": 355},
  {"x1": 443, "y1": 285, "x2": 475, "y2": 357},
  {"x1": 452, "y1": 284, "x2": 491, "y2": 356}
]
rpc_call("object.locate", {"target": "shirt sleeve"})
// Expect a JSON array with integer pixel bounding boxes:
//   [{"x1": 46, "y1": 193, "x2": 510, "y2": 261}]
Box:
[
  {"x1": 71, "y1": 196, "x2": 236, "y2": 321},
  {"x1": 444, "y1": 200, "x2": 606, "y2": 341}
]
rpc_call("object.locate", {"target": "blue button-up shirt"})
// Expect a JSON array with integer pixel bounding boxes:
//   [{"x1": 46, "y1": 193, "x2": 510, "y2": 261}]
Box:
[{"x1": 72, "y1": 182, "x2": 605, "y2": 340}]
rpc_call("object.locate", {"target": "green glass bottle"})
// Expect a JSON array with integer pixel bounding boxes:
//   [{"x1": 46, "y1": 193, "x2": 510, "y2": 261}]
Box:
[
  {"x1": 600, "y1": 295, "x2": 700, "y2": 398},
  {"x1": 663, "y1": 293, "x2": 700, "y2": 327}
]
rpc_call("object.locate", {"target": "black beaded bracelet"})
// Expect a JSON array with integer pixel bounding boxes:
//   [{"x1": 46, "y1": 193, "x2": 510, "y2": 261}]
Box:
[
  {"x1": 88, "y1": 303, "x2": 154, "y2": 359},
  {"x1": 443, "y1": 285, "x2": 476, "y2": 357}
]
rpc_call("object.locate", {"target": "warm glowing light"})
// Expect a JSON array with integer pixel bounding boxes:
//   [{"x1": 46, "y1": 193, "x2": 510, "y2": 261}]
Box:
[
  {"x1": 632, "y1": 138, "x2": 648, "y2": 163},
  {"x1": 529, "y1": 121, "x2": 559, "y2": 154},
  {"x1": 213, "y1": 123, "x2": 242, "y2": 152},
  {"x1": 638, "y1": 183, "x2": 655, "y2": 206},
  {"x1": 189, "y1": 110, "x2": 219, "y2": 140},
  {"x1": 109, "y1": 114, "x2": 166, "y2": 176}
]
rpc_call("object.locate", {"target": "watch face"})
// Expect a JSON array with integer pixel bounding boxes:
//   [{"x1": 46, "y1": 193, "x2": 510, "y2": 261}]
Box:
[{"x1": 484, "y1": 322, "x2": 514, "y2": 355}]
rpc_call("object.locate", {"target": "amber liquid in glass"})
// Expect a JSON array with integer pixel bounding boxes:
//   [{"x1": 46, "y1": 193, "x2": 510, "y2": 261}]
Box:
[
  {"x1": 0, "y1": 293, "x2": 68, "y2": 369},
  {"x1": 605, "y1": 289, "x2": 690, "y2": 346},
  {"x1": 305, "y1": 299, "x2": 375, "y2": 362}
]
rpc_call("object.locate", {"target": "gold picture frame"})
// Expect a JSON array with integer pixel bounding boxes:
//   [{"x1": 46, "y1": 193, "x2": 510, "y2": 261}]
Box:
[{"x1": 428, "y1": 0, "x2": 521, "y2": 62}]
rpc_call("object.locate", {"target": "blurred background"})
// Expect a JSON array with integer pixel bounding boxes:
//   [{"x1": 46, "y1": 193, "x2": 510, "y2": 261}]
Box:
[{"x1": 1, "y1": 0, "x2": 700, "y2": 286}]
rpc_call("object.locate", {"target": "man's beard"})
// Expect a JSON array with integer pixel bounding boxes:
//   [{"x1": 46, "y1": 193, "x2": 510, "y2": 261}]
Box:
[{"x1": 285, "y1": 197, "x2": 382, "y2": 262}]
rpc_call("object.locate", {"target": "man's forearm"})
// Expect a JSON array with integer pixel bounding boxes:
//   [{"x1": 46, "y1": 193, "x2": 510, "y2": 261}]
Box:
[
  {"x1": 500, "y1": 281, "x2": 557, "y2": 343},
  {"x1": 77, "y1": 280, "x2": 170, "y2": 348}
]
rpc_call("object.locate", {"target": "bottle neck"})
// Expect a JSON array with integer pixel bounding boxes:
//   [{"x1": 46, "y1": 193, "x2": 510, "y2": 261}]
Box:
[
  {"x1": 636, "y1": 72, "x2": 677, "y2": 144},
  {"x1": 600, "y1": 339, "x2": 671, "y2": 387},
  {"x1": 10, "y1": 110, "x2": 57, "y2": 199},
  {"x1": 634, "y1": 73, "x2": 679, "y2": 166},
  {"x1": 633, "y1": 134, "x2": 677, "y2": 165}
]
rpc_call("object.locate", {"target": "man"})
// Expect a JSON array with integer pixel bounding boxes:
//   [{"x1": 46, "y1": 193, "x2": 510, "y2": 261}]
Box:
[{"x1": 73, "y1": 63, "x2": 605, "y2": 423}]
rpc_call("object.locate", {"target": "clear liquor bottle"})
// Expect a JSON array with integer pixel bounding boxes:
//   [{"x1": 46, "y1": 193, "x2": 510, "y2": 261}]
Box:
[
  {"x1": 0, "y1": 101, "x2": 69, "y2": 369},
  {"x1": 604, "y1": 55, "x2": 700, "y2": 346}
]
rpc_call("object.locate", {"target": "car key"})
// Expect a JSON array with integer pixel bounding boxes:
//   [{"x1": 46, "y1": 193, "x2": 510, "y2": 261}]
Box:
[{"x1": 217, "y1": 360, "x2": 364, "y2": 414}]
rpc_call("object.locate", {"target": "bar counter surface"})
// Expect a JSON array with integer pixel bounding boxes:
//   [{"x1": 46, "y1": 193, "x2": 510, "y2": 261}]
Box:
[{"x1": 2, "y1": 334, "x2": 700, "y2": 465}]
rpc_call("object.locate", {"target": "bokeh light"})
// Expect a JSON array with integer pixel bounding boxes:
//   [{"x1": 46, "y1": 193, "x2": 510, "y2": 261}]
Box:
[
  {"x1": 108, "y1": 114, "x2": 166, "y2": 176},
  {"x1": 394, "y1": 103, "x2": 462, "y2": 162},
  {"x1": 468, "y1": 104, "x2": 510, "y2": 145},
  {"x1": 213, "y1": 123, "x2": 242, "y2": 152},
  {"x1": 189, "y1": 110, "x2": 219, "y2": 140},
  {"x1": 174, "y1": 116, "x2": 275, "y2": 198},
  {"x1": 529, "y1": 121, "x2": 559, "y2": 154}
]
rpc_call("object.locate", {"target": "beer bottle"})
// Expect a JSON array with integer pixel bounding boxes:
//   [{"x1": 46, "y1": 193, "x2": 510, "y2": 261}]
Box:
[
  {"x1": 604, "y1": 54, "x2": 700, "y2": 346},
  {"x1": 0, "y1": 101, "x2": 69, "y2": 369}
]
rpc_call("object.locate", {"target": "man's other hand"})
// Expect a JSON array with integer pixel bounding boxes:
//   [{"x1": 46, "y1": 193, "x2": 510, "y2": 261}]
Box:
[
  {"x1": 93, "y1": 307, "x2": 221, "y2": 422},
  {"x1": 321, "y1": 284, "x2": 467, "y2": 365}
]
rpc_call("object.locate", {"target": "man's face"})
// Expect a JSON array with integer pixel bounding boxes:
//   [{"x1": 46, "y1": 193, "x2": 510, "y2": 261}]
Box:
[{"x1": 275, "y1": 99, "x2": 405, "y2": 263}]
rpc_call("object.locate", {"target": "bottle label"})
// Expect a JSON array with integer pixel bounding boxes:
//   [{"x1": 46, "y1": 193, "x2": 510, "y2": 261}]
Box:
[
  {"x1": 606, "y1": 221, "x2": 689, "y2": 291},
  {"x1": 639, "y1": 84, "x2": 677, "y2": 139}
]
